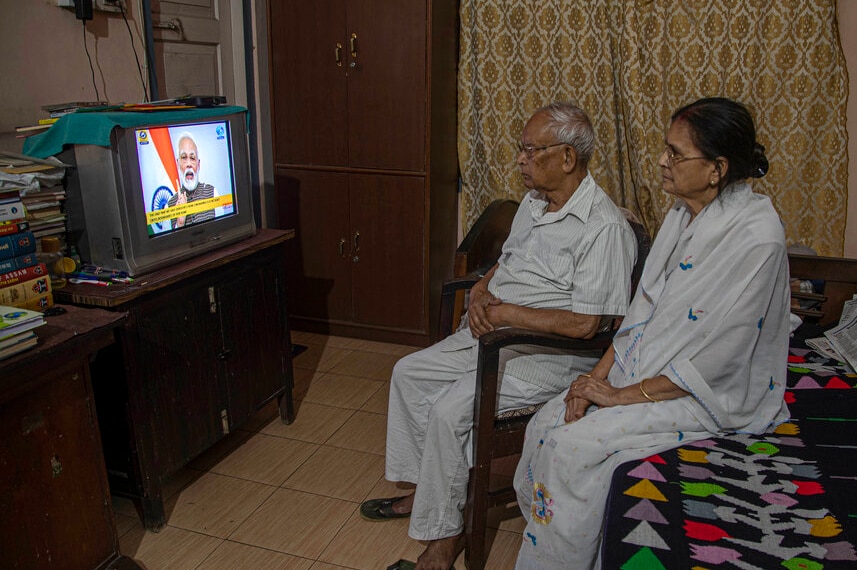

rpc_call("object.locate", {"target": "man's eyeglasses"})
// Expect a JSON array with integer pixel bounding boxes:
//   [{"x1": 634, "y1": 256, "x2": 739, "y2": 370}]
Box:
[
  {"x1": 517, "y1": 141, "x2": 567, "y2": 159},
  {"x1": 663, "y1": 147, "x2": 707, "y2": 168}
]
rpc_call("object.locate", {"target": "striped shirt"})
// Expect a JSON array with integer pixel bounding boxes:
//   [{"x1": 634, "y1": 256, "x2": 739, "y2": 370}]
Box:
[{"x1": 488, "y1": 173, "x2": 636, "y2": 318}]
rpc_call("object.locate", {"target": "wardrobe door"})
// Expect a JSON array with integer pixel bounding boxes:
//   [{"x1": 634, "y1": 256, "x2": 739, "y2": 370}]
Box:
[
  {"x1": 270, "y1": 1, "x2": 349, "y2": 167},
  {"x1": 346, "y1": 1, "x2": 427, "y2": 171},
  {"x1": 349, "y1": 173, "x2": 426, "y2": 331},
  {"x1": 277, "y1": 169, "x2": 353, "y2": 323}
]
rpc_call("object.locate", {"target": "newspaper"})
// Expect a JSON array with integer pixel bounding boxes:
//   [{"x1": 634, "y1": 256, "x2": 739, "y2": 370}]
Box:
[
  {"x1": 815, "y1": 298, "x2": 857, "y2": 373},
  {"x1": 840, "y1": 297, "x2": 857, "y2": 325},
  {"x1": 805, "y1": 336, "x2": 847, "y2": 361},
  {"x1": 803, "y1": 297, "x2": 857, "y2": 371}
]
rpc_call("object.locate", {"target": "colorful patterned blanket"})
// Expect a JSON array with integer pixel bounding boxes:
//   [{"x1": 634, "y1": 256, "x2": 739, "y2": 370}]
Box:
[{"x1": 601, "y1": 331, "x2": 857, "y2": 569}]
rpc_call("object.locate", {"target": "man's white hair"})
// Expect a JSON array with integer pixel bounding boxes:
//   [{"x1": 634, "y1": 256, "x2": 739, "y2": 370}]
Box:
[{"x1": 175, "y1": 132, "x2": 198, "y2": 157}]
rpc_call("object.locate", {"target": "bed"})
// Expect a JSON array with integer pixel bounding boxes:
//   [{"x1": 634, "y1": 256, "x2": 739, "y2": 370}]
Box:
[{"x1": 600, "y1": 255, "x2": 857, "y2": 569}]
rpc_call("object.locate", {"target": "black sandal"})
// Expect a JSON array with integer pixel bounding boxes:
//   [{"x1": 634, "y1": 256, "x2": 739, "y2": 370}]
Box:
[
  {"x1": 359, "y1": 495, "x2": 412, "y2": 521},
  {"x1": 386, "y1": 559, "x2": 454, "y2": 570}
]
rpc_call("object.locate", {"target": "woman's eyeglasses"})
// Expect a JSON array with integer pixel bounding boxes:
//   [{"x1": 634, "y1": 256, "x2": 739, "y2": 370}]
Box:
[{"x1": 663, "y1": 147, "x2": 707, "y2": 168}]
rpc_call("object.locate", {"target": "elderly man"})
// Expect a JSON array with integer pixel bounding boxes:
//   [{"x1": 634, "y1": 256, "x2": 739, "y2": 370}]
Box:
[
  {"x1": 168, "y1": 132, "x2": 217, "y2": 229},
  {"x1": 363, "y1": 102, "x2": 637, "y2": 570}
]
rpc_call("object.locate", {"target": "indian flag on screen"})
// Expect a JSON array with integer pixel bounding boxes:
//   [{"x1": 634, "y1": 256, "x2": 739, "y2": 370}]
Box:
[{"x1": 136, "y1": 126, "x2": 179, "y2": 235}]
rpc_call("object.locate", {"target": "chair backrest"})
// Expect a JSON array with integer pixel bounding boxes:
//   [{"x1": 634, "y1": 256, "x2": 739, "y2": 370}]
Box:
[
  {"x1": 454, "y1": 199, "x2": 519, "y2": 278},
  {"x1": 626, "y1": 217, "x2": 652, "y2": 295}
]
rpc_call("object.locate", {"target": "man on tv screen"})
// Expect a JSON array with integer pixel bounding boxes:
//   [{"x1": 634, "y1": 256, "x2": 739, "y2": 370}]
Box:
[{"x1": 167, "y1": 132, "x2": 216, "y2": 229}]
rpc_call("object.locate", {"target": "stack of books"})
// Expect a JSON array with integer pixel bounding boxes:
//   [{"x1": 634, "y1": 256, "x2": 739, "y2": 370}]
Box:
[
  {"x1": 42, "y1": 100, "x2": 110, "y2": 119},
  {"x1": 1, "y1": 152, "x2": 69, "y2": 308},
  {"x1": 0, "y1": 213, "x2": 53, "y2": 312},
  {"x1": 0, "y1": 304, "x2": 46, "y2": 361},
  {"x1": 15, "y1": 101, "x2": 108, "y2": 137},
  {"x1": 21, "y1": 176, "x2": 67, "y2": 246}
]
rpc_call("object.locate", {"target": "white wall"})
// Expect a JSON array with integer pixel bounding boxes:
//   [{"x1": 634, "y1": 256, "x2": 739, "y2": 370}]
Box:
[{"x1": 0, "y1": 0, "x2": 147, "y2": 151}]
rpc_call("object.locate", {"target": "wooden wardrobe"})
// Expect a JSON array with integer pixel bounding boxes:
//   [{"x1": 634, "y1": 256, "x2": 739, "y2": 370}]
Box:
[{"x1": 268, "y1": 0, "x2": 459, "y2": 346}]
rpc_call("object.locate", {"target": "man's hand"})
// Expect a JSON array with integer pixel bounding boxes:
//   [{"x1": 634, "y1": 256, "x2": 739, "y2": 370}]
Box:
[
  {"x1": 468, "y1": 282, "x2": 500, "y2": 338},
  {"x1": 174, "y1": 184, "x2": 187, "y2": 228}
]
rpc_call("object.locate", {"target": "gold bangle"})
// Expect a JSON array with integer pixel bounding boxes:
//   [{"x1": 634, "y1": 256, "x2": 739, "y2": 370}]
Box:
[{"x1": 639, "y1": 378, "x2": 659, "y2": 403}]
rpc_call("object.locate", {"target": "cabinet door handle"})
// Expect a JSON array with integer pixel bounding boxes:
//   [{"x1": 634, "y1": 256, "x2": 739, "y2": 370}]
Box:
[
  {"x1": 208, "y1": 286, "x2": 217, "y2": 314},
  {"x1": 220, "y1": 409, "x2": 230, "y2": 435},
  {"x1": 339, "y1": 237, "x2": 346, "y2": 257},
  {"x1": 350, "y1": 33, "x2": 358, "y2": 58},
  {"x1": 352, "y1": 231, "x2": 360, "y2": 263},
  {"x1": 335, "y1": 42, "x2": 343, "y2": 67}
]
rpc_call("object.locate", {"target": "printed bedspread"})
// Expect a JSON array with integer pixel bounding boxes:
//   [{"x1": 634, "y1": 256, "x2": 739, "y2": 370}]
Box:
[{"x1": 601, "y1": 329, "x2": 857, "y2": 569}]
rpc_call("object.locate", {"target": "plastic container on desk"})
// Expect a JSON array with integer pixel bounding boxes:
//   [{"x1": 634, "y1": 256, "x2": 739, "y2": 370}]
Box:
[{"x1": 38, "y1": 236, "x2": 68, "y2": 289}]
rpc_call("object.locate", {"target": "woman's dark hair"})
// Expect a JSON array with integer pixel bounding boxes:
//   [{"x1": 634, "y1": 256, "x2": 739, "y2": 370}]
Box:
[{"x1": 671, "y1": 97, "x2": 769, "y2": 184}]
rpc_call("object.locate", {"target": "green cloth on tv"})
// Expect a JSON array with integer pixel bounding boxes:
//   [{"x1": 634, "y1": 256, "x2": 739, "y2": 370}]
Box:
[{"x1": 22, "y1": 105, "x2": 248, "y2": 159}]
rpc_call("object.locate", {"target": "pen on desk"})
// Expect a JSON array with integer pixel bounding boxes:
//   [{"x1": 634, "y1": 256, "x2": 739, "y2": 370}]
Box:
[
  {"x1": 69, "y1": 271, "x2": 130, "y2": 283},
  {"x1": 69, "y1": 277, "x2": 111, "y2": 286}
]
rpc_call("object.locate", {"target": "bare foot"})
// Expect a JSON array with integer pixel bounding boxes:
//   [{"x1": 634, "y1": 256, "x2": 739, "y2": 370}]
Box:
[
  {"x1": 414, "y1": 533, "x2": 465, "y2": 570},
  {"x1": 392, "y1": 493, "x2": 415, "y2": 515}
]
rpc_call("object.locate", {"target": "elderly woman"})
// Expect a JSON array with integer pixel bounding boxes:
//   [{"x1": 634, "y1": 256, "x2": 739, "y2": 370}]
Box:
[{"x1": 513, "y1": 97, "x2": 791, "y2": 569}]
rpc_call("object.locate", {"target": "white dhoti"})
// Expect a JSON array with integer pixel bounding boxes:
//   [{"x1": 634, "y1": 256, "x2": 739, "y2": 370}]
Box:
[
  {"x1": 385, "y1": 328, "x2": 600, "y2": 541},
  {"x1": 513, "y1": 395, "x2": 709, "y2": 570}
]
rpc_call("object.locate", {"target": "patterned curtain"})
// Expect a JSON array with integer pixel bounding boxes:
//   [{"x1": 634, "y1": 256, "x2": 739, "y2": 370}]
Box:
[{"x1": 458, "y1": 0, "x2": 849, "y2": 255}]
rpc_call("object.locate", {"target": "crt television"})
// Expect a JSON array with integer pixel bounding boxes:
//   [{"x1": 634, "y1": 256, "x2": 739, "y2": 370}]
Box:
[{"x1": 62, "y1": 111, "x2": 256, "y2": 276}]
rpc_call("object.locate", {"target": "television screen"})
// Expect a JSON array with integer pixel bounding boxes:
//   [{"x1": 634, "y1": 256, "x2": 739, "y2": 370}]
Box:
[
  {"x1": 61, "y1": 110, "x2": 257, "y2": 277},
  {"x1": 135, "y1": 121, "x2": 237, "y2": 236}
]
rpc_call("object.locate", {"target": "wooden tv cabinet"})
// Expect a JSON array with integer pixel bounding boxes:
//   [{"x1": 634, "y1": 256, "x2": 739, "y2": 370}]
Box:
[
  {"x1": 0, "y1": 305, "x2": 142, "y2": 569},
  {"x1": 54, "y1": 229, "x2": 296, "y2": 531}
]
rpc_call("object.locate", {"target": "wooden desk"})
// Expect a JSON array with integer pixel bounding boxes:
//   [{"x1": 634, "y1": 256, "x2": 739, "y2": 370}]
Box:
[
  {"x1": 54, "y1": 229, "x2": 296, "y2": 531},
  {"x1": 0, "y1": 305, "x2": 142, "y2": 570}
]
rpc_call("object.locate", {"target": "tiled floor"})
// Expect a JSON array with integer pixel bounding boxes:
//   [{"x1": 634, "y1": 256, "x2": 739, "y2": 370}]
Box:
[{"x1": 115, "y1": 331, "x2": 524, "y2": 569}]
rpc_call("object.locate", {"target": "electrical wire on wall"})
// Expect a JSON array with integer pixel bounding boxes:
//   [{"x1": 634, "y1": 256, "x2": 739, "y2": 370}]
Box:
[
  {"x1": 117, "y1": 1, "x2": 149, "y2": 102},
  {"x1": 72, "y1": 0, "x2": 149, "y2": 103},
  {"x1": 81, "y1": 19, "x2": 101, "y2": 102}
]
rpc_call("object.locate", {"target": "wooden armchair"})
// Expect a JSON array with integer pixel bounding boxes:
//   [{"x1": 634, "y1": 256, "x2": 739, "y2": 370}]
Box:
[
  {"x1": 438, "y1": 199, "x2": 519, "y2": 336},
  {"x1": 438, "y1": 200, "x2": 651, "y2": 569}
]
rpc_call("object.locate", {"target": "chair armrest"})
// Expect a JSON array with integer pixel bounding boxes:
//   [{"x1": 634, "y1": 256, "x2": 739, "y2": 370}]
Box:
[
  {"x1": 441, "y1": 274, "x2": 482, "y2": 295},
  {"x1": 479, "y1": 327, "x2": 614, "y2": 354},
  {"x1": 439, "y1": 273, "x2": 483, "y2": 338},
  {"x1": 471, "y1": 328, "x2": 614, "y2": 458}
]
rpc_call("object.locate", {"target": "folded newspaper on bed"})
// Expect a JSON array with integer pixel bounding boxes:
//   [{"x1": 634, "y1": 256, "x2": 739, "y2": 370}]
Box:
[
  {"x1": 805, "y1": 336, "x2": 846, "y2": 361},
  {"x1": 810, "y1": 297, "x2": 857, "y2": 372}
]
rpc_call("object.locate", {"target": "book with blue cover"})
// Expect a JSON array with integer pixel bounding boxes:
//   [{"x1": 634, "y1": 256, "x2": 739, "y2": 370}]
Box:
[
  {"x1": 0, "y1": 231, "x2": 36, "y2": 261},
  {"x1": 0, "y1": 252, "x2": 39, "y2": 274}
]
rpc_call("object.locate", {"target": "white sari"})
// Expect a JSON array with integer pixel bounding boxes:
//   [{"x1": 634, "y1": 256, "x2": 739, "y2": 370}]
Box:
[{"x1": 514, "y1": 182, "x2": 792, "y2": 569}]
